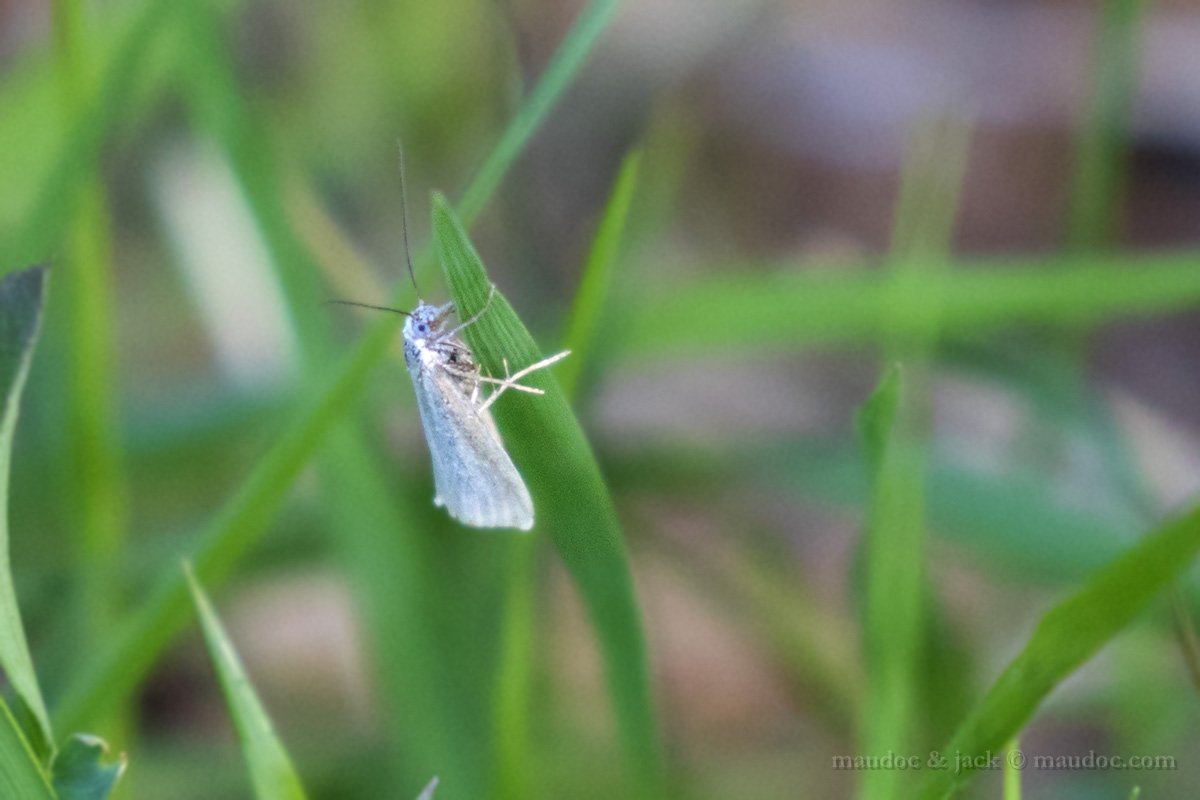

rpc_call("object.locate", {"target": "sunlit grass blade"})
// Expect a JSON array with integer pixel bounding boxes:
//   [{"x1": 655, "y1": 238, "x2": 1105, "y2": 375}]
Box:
[
  {"x1": 0, "y1": 699, "x2": 54, "y2": 799},
  {"x1": 51, "y1": 733, "x2": 126, "y2": 800},
  {"x1": 616, "y1": 253, "x2": 1200, "y2": 359},
  {"x1": 0, "y1": 264, "x2": 53, "y2": 755},
  {"x1": 434, "y1": 194, "x2": 663, "y2": 798},
  {"x1": 558, "y1": 149, "x2": 641, "y2": 399},
  {"x1": 914, "y1": 502, "x2": 1200, "y2": 800},
  {"x1": 52, "y1": 0, "x2": 622, "y2": 748},
  {"x1": 184, "y1": 564, "x2": 307, "y2": 800}
]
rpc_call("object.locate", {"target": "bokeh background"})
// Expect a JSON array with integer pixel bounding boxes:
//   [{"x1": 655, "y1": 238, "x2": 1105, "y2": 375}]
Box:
[{"x1": 2, "y1": 0, "x2": 1200, "y2": 798}]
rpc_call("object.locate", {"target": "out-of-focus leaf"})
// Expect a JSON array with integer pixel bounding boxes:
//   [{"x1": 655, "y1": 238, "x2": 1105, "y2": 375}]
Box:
[
  {"x1": 857, "y1": 365, "x2": 927, "y2": 800},
  {"x1": 915, "y1": 502, "x2": 1200, "y2": 800},
  {"x1": 0, "y1": 265, "x2": 53, "y2": 755},
  {"x1": 559, "y1": 149, "x2": 641, "y2": 398},
  {"x1": 615, "y1": 254, "x2": 1200, "y2": 360},
  {"x1": 0, "y1": 698, "x2": 53, "y2": 800},
  {"x1": 456, "y1": 0, "x2": 621, "y2": 224},
  {"x1": 1066, "y1": 0, "x2": 1145, "y2": 250},
  {"x1": 434, "y1": 194, "x2": 664, "y2": 798},
  {"x1": 51, "y1": 733, "x2": 126, "y2": 800},
  {"x1": 185, "y1": 565, "x2": 307, "y2": 800}
]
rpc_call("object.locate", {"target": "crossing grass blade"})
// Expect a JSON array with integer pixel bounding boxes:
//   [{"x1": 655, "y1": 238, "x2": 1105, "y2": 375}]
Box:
[
  {"x1": 185, "y1": 565, "x2": 307, "y2": 800},
  {"x1": 0, "y1": 265, "x2": 53, "y2": 756},
  {"x1": 615, "y1": 253, "x2": 1200, "y2": 360},
  {"x1": 434, "y1": 194, "x2": 664, "y2": 799},
  {"x1": 914, "y1": 502, "x2": 1200, "y2": 800}
]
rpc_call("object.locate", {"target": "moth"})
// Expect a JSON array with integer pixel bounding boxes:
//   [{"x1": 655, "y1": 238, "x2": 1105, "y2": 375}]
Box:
[
  {"x1": 332, "y1": 151, "x2": 567, "y2": 530},
  {"x1": 401, "y1": 291, "x2": 567, "y2": 530}
]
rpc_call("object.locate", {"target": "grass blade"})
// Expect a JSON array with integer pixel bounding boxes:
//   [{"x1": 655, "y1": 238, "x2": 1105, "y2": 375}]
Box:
[
  {"x1": 616, "y1": 253, "x2": 1200, "y2": 359},
  {"x1": 914, "y1": 502, "x2": 1200, "y2": 800},
  {"x1": 0, "y1": 265, "x2": 53, "y2": 755},
  {"x1": 3, "y1": 0, "x2": 178, "y2": 270},
  {"x1": 434, "y1": 194, "x2": 663, "y2": 798},
  {"x1": 492, "y1": 148, "x2": 642, "y2": 798},
  {"x1": 0, "y1": 698, "x2": 54, "y2": 799},
  {"x1": 184, "y1": 564, "x2": 307, "y2": 800},
  {"x1": 456, "y1": 0, "x2": 621, "y2": 224},
  {"x1": 857, "y1": 365, "x2": 926, "y2": 800},
  {"x1": 1066, "y1": 0, "x2": 1145, "y2": 250},
  {"x1": 558, "y1": 149, "x2": 641, "y2": 399},
  {"x1": 51, "y1": 733, "x2": 126, "y2": 800},
  {"x1": 52, "y1": 0, "x2": 130, "y2": 669}
]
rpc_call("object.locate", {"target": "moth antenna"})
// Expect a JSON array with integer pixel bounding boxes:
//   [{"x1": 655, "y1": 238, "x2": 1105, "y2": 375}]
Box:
[
  {"x1": 397, "y1": 140, "x2": 420, "y2": 299},
  {"x1": 325, "y1": 299, "x2": 412, "y2": 316}
]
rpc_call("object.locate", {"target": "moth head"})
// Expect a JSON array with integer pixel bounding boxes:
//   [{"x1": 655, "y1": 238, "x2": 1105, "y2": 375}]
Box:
[{"x1": 405, "y1": 301, "x2": 452, "y2": 339}]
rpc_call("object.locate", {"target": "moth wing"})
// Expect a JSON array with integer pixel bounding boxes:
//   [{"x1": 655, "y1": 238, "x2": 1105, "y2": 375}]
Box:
[{"x1": 408, "y1": 362, "x2": 534, "y2": 530}]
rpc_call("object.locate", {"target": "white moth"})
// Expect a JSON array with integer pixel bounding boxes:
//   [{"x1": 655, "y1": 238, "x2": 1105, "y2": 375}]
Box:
[
  {"x1": 400, "y1": 289, "x2": 567, "y2": 530},
  {"x1": 334, "y1": 150, "x2": 566, "y2": 529}
]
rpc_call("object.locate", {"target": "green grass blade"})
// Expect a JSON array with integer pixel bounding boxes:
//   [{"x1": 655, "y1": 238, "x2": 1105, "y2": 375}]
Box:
[
  {"x1": 52, "y1": 0, "x2": 621, "y2": 744},
  {"x1": 490, "y1": 535, "x2": 537, "y2": 800},
  {"x1": 859, "y1": 116, "x2": 965, "y2": 800},
  {"x1": 51, "y1": 733, "x2": 126, "y2": 800},
  {"x1": 3, "y1": 0, "x2": 177, "y2": 270},
  {"x1": 0, "y1": 698, "x2": 54, "y2": 799},
  {"x1": 616, "y1": 253, "x2": 1200, "y2": 359},
  {"x1": 856, "y1": 366, "x2": 927, "y2": 800},
  {"x1": 0, "y1": 265, "x2": 53, "y2": 755},
  {"x1": 184, "y1": 564, "x2": 307, "y2": 800},
  {"x1": 1002, "y1": 738, "x2": 1020, "y2": 800},
  {"x1": 456, "y1": 0, "x2": 621, "y2": 225},
  {"x1": 52, "y1": 0, "x2": 129, "y2": 667},
  {"x1": 914, "y1": 502, "x2": 1200, "y2": 800},
  {"x1": 558, "y1": 149, "x2": 641, "y2": 399},
  {"x1": 1066, "y1": 0, "x2": 1145, "y2": 250},
  {"x1": 491, "y1": 148, "x2": 642, "y2": 798},
  {"x1": 433, "y1": 194, "x2": 663, "y2": 798}
]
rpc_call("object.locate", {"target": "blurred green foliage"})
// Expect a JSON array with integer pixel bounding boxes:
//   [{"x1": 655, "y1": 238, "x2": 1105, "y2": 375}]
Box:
[{"x1": 0, "y1": 0, "x2": 1198, "y2": 798}]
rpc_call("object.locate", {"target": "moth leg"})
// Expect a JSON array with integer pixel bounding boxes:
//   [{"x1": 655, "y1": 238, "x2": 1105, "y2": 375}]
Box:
[
  {"x1": 478, "y1": 350, "x2": 570, "y2": 412},
  {"x1": 445, "y1": 284, "x2": 497, "y2": 339}
]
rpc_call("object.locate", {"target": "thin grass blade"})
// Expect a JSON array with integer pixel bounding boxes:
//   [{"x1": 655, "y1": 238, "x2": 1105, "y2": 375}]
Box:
[
  {"x1": 456, "y1": 0, "x2": 621, "y2": 224},
  {"x1": 0, "y1": 698, "x2": 54, "y2": 799},
  {"x1": 0, "y1": 265, "x2": 53, "y2": 755},
  {"x1": 914, "y1": 502, "x2": 1200, "y2": 800},
  {"x1": 184, "y1": 564, "x2": 307, "y2": 800},
  {"x1": 558, "y1": 149, "x2": 641, "y2": 399}
]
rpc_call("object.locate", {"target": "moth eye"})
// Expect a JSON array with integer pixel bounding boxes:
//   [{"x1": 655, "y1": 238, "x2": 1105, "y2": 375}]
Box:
[{"x1": 418, "y1": 324, "x2": 427, "y2": 332}]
